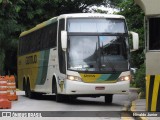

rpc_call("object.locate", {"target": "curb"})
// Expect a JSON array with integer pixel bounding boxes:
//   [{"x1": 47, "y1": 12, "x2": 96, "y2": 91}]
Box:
[
  {"x1": 121, "y1": 101, "x2": 134, "y2": 120},
  {"x1": 130, "y1": 101, "x2": 148, "y2": 120},
  {"x1": 130, "y1": 89, "x2": 148, "y2": 120},
  {"x1": 121, "y1": 88, "x2": 148, "y2": 120}
]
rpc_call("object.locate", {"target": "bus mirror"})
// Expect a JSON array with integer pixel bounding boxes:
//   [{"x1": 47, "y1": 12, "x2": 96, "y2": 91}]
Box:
[
  {"x1": 61, "y1": 30, "x2": 67, "y2": 51},
  {"x1": 129, "y1": 31, "x2": 139, "y2": 51}
]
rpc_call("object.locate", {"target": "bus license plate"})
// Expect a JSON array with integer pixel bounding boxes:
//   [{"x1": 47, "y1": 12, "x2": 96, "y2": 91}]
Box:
[{"x1": 95, "y1": 86, "x2": 105, "y2": 90}]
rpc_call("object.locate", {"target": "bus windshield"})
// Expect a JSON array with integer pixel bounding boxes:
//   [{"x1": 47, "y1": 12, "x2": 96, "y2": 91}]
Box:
[
  {"x1": 67, "y1": 18, "x2": 126, "y2": 33},
  {"x1": 68, "y1": 36, "x2": 128, "y2": 72}
]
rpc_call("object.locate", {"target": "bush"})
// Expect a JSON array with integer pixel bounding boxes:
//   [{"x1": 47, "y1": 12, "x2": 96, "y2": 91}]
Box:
[{"x1": 134, "y1": 63, "x2": 146, "y2": 97}]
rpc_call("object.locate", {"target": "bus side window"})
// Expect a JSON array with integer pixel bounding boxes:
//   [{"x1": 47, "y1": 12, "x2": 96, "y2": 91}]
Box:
[
  {"x1": 19, "y1": 21, "x2": 58, "y2": 55},
  {"x1": 49, "y1": 22, "x2": 57, "y2": 48},
  {"x1": 35, "y1": 30, "x2": 40, "y2": 51}
]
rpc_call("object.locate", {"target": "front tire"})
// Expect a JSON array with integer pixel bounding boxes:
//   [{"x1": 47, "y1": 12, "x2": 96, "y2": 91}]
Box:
[
  {"x1": 53, "y1": 81, "x2": 64, "y2": 102},
  {"x1": 26, "y1": 80, "x2": 34, "y2": 98},
  {"x1": 55, "y1": 85, "x2": 70, "y2": 102},
  {"x1": 52, "y1": 78, "x2": 73, "y2": 103},
  {"x1": 104, "y1": 94, "x2": 113, "y2": 104},
  {"x1": 56, "y1": 94, "x2": 65, "y2": 102}
]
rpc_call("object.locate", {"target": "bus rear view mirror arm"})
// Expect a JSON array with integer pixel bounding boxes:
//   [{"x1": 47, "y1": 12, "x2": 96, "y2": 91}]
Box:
[
  {"x1": 129, "y1": 31, "x2": 139, "y2": 52},
  {"x1": 61, "y1": 30, "x2": 67, "y2": 51}
]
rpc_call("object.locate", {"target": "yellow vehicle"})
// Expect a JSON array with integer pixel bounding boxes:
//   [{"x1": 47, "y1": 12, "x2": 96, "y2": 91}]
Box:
[{"x1": 18, "y1": 13, "x2": 139, "y2": 103}]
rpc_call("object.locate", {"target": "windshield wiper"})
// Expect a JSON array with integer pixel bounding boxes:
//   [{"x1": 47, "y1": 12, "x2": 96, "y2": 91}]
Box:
[{"x1": 100, "y1": 32, "x2": 127, "y2": 36}]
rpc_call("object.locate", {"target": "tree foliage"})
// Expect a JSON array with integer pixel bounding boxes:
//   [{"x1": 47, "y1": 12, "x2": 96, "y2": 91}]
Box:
[
  {"x1": 19, "y1": 0, "x2": 108, "y2": 28},
  {"x1": 116, "y1": 0, "x2": 145, "y2": 68},
  {"x1": 0, "y1": 0, "x2": 22, "y2": 74},
  {"x1": 0, "y1": 0, "x2": 107, "y2": 75},
  {"x1": 134, "y1": 63, "x2": 145, "y2": 93},
  {"x1": 0, "y1": 0, "x2": 146, "y2": 95},
  {"x1": 115, "y1": 0, "x2": 145, "y2": 93}
]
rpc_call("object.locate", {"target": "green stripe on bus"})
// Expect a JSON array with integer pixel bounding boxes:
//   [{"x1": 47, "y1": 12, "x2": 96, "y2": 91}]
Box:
[
  {"x1": 45, "y1": 17, "x2": 57, "y2": 26},
  {"x1": 36, "y1": 50, "x2": 50, "y2": 85},
  {"x1": 41, "y1": 50, "x2": 50, "y2": 84},
  {"x1": 96, "y1": 74, "x2": 111, "y2": 82},
  {"x1": 96, "y1": 73, "x2": 120, "y2": 82},
  {"x1": 36, "y1": 51, "x2": 45, "y2": 85},
  {"x1": 107, "y1": 73, "x2": 120, "y2": 80}
]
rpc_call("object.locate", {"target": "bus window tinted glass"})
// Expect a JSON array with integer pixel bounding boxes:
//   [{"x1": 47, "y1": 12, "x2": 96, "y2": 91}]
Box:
[
  {"x1": 68, "y1": 18, "x2": 126, "y2": 33},
  {"x1": 19, "y1": 22, "x2": 57, "y2": 55}
]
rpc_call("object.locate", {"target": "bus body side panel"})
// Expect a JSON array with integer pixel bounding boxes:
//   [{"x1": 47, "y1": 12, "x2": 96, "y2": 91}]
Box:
[
  {"x1": 18, "y1": 52, "x2": 40, "y2": 90},
  {"x1": 34, "y1": 48, "x2": 59, "y2": 93},
  {"x1": 18, "y1": 50, "x2": 51, "y2": 92}
]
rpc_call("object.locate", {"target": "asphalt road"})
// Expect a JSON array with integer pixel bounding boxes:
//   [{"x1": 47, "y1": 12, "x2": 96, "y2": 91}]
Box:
[{"x1": 1, "y1": 91, "x2": 137, "y2": 120}]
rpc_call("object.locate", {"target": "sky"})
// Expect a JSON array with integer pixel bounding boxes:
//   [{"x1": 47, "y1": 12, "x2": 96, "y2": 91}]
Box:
[{"x1": 89, "y1": 5, "x2": 119, "y2": 14}]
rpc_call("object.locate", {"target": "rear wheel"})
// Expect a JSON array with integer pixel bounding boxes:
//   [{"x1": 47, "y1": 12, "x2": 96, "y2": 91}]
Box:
[
  {"x1": 104, "y1": 94, "x2": 113, "y2": 104},
  {"x1": 23, "y1": 79, "x2": 28, "y2": 97}
]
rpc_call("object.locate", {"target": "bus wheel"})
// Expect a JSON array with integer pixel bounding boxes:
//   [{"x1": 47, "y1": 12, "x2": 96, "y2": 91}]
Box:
[
  {"x1": 54, "y1": 81, "x2": 63, "y2": 102},
  {"x1": 56, "y1": 94, "x2": 65, "y2": 102},
  {"x1": 23, "y1": 79, "x2": 28, "y2": 97},
  {"x1": 26, "y1": 80, "x2": 34, "y2": 98},
  {"x1": 104, "y1": 94, "x2": 113, "y2": 104}
]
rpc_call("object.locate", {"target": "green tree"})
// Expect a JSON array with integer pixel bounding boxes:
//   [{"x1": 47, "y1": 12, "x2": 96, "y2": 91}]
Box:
[
  {"x1": 134, "y1": 63, "x2": 145, "y2": 93},
  {"x1": 0, "y1": 0, "x2": 23, "y2": 75},
  {"x1": 0, "y1": 0, "x2": 146, "y2": 95},
  {"x1": 117, "y1": 0, "x2": 145, "y2": 67},
  {"x1": 0, "y1": 0, "x2": 108, "y2": 75},
  {"x1": 116, "y1": 0, "x2": 145, "y2": 94},
  {"x1": 17, "y1": 0, "x2": 107, "y2": 28}
]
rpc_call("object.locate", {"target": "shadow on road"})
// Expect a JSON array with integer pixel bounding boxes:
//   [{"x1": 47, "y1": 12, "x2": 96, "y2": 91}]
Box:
[{"x1": 22, "y1": 94, "x2": 121, "y2": 107}]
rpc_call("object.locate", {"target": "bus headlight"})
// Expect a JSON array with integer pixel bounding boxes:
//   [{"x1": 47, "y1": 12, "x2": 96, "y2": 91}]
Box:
[
  {"x1": 118, "y1": 75, "x2": 131, "y2": 81},
  {"x1": 67, "y1": 75, "x2": 82, "y2": 82}
]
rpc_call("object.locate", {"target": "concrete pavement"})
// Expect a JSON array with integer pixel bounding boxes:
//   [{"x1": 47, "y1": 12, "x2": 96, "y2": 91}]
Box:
[
  {"x1": 121, "y1": 88, "x2": 160, "y2": 120},
  {"x1": 130, "y1": 98, "x2": 160, "y2": 120},
  {"x1": 8, "y1": 89, "x2": 160, "y2": 120}
]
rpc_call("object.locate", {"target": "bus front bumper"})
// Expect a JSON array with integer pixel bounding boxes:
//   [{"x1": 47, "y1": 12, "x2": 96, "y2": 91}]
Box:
[{"x1": 64, "y1": 80, "x2": 129, "y2": 95}]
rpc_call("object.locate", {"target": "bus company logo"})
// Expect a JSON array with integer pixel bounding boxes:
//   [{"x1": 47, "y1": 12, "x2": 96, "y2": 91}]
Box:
[
  {"x1": 84, "y1": 74, "x2": 95, "y2": 77},
  {"x1": 2, "y1": 112, "x2": 11, "y2": 117},
  {"x1": 25, "y1": 55, "x2": 37, "y2": 64}
]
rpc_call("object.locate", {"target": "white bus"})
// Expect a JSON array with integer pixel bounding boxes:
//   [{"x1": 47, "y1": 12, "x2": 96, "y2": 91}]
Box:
[{"x1": 18, "y1": 13, "x2": 139, "y2": 103}]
